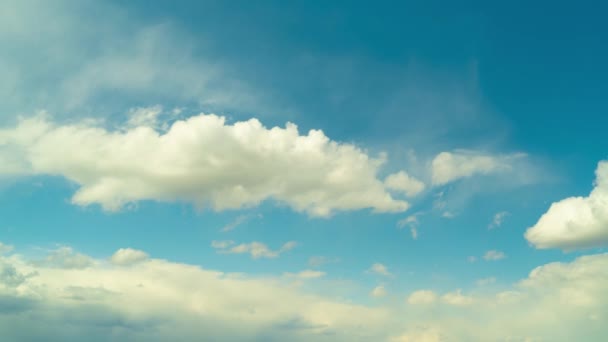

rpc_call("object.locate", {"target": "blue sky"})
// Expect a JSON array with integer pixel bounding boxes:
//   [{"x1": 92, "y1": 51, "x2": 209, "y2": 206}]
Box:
[{"x1": 1, "y1": 1, "x2": 608, "y2": 341}]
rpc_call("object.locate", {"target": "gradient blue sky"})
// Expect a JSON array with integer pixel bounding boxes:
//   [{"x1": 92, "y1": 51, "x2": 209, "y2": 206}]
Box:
[{"x1": 1, "y1": 1, "x2": 608, "y2": 341}]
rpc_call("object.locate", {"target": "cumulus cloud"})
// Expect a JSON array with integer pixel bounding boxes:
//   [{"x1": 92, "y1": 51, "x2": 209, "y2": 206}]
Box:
[
  {"x1": 371, "y1": 285, "x2": 387, "y2": 298},
  {"x1": 384, "y1": 171, "x2": 425, "y2": 197},
  {"x1": 407, "y1": 290, "x2": 438, "y2": 305},
  {"x1": 212, "y1": 240, "x2": 297, "y2": 259},
  {"x1": 110, "y1": 248, "x2": 149, "y2": 266},
  {"x1": 34, "y1": 247, "x2": 94, "y2": 269},
  {"x1": 525, "y1": 161, "x2": 608, "y2": 250},
  {"x1": 483, "y1": 250, "x2": 506, "y2": 261},
  {"x1": 367, "y1": 263, "x2": 392, "y2": 276},
  {"x1": 441, "y1": 289, "x2": 473, "y2": 306},
  {"x1": 431, "y1": 150, "x2": 526, "y2": 185},
  {"x1": 0, "y1": 113, "x2": 412, "y2": 217}
]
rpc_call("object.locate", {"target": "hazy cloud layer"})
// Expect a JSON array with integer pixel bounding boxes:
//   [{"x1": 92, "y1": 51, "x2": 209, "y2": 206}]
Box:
[{"x1": 0, "y1": 244, "x2": 606, "y2": 341}]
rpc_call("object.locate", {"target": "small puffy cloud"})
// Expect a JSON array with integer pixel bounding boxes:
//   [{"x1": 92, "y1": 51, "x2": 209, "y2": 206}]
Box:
[
  {"x1": 525, "y1": 161, "x2": 608, "y2": 250},
  {"x1": 483, "y1": 250, "x2": 506, "y2": 261},
  {"x1": 0, "y1": 114, "x2": 411, "y2": 217},
  {"x1": 384, "y1": 171, "x2": 425, "y2": 197},
  {"x1": 0, "y1": 242, "x2": 14, "y2": 254},
  {"x1": 431, "y1": 150, "x2": 525, "y2": 186},
  {"x1": 407, "y1": 290, "x2": 437, "y2": 305},
  {"x1": 371, "y1": 285, "x2": 387, "y2": 298},
  {"x1": 467, "y1": 256, "x2": 477, "y2": 263},
  {"x1": 212, "y1": 241, "x2": 297, "y2": 259},
  {"x1": 488, "y1": 211, "x2": 509, "y2": 230},
  {"x1": 284, "y1": 270, "x2": 326, "y2": 279},
  {"x1": 368, "y1": 263, "x2": 391, "y2": 276},
  {"x1": 109, "y1": 248, "x2": 149, "y2": 266},
  {"x1": 35, "y1": 246, "x2": 94, "y2": 269},
  {"x1": 441, "y1": 289, "x2": 473, "y2": 306}
]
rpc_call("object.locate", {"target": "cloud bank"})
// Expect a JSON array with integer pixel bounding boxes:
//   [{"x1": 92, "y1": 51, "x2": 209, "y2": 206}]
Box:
[{"x1": 0, "y1": 244, "x2": 607, "y2": 341}]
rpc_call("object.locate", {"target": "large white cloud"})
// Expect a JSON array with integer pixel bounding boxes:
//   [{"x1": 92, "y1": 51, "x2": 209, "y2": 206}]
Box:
[
  {"x1": 431, "y1": 150, "x2": 526, "y2": 185},
  {"x1": 0, "y1": 113, "x2": 415, "y2": 217},
  {"x1": 525, "y1": 161, "x2": 608, "y2": 250}
]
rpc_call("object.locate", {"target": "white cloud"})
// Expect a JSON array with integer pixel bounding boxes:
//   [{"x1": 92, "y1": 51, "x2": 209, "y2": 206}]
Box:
[
  {"x1": 110, "y1": 248, "x2": 149, "y2": 266},
  {"x1": 488, "y1": 211, "x2": 509, "y2": 229},
  {"x1": 467, "y1": 256, "x2": 477, "y2": 263},
  {"x1": 212, "y1": 240, "x2": 297, "y2": 259},
  {"x1": 35, "y1": 246, "x2": 94, "y2": 269},
  {"x1": 368, "y1": 263, "x2": 391, "y2": 276},
  {"x1": 0, "y1": 113, "x2": 411, "y2": 217},
  {"x1": 384, "y1": 171, "x2": 425, "y2": 197},
  {"x1": 371, "y1": 285, "x2": 387, "y2": 298},
  {"x1": 284, "y1": 270, "x2": 326, "y2": 279},
  {"x1": 483, "y1": 250, "x2": 506, "y2": 261},
  {"x1": 525, "y1": 161, "x2": 608, "y2": 250},
  {"x1": 0, "y1": 245, "x2": 607, "y2": 340},
  {"x1": 0, "y1": 245, "x2": 392, "y2": 341},
  {"x1": 407, "y1": 290, "x2": 438, "y2": 305},
  {"x1": 441, "y1": 289, "x2": 473, "y2": 306},
  {"x1": 431, "y1": 150, "x2": 526, "y2": 185}
]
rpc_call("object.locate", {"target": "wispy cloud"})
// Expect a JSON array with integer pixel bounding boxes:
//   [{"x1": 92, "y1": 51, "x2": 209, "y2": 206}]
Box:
[
  {"x1": 488, "y1": 211, "x2": 509, "y2": 230},
  {"x1": 367, "y1": 263, "x2": 392, "y2": 277},
  {"x1": 483, "y1": 250, "x2": 506, "y2": 261},
  {"x1": 211, "y1": 240, "x2": 297, "y2": 259}
]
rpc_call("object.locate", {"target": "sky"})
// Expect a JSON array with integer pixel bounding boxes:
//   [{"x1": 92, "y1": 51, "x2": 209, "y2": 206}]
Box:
[{"x1": 0, "y1": 0, "x2": 608, "y2": 341}]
